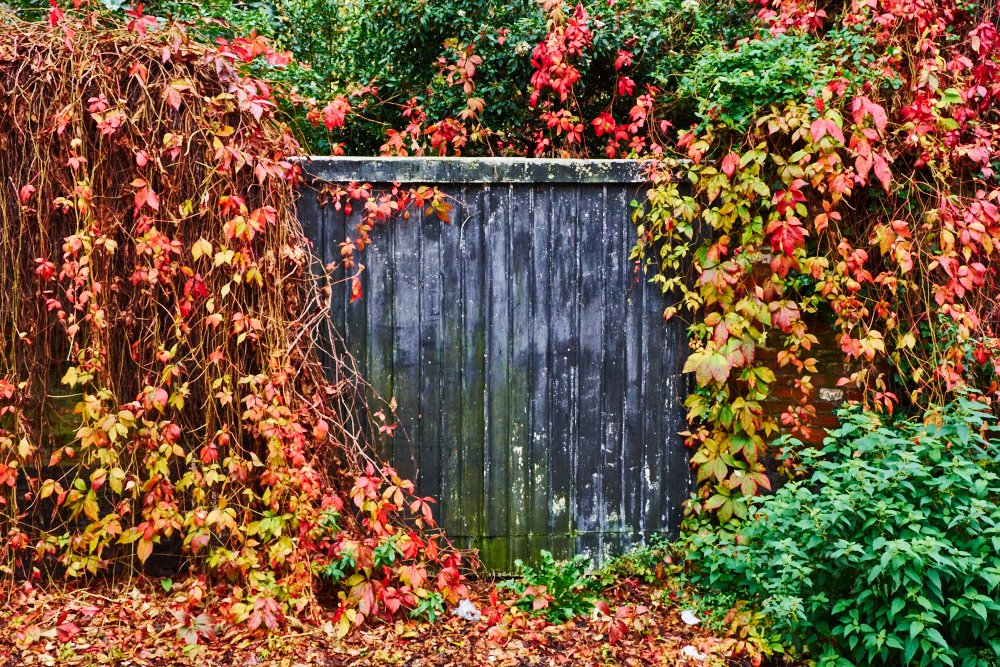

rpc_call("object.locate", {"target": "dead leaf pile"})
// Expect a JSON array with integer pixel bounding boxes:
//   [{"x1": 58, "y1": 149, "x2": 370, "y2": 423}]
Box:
[{"x1": 0, "y1": 578, "x2": 757, "y2": 666}]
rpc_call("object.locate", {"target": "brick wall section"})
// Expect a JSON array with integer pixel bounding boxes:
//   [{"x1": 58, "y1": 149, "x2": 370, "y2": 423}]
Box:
[{"x1": 757, "y1": 315, "x2": 867, "y2": 446}]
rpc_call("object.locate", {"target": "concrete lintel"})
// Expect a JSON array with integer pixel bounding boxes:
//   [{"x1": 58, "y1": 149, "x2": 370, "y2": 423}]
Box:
[{"x1": 299, "y1": 156, "x2": 650, "y2": 185}]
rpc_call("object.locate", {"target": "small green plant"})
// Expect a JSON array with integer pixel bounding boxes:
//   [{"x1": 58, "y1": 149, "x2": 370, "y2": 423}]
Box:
[
  {"x1": 498, "y1": 550, "x2": 603, "y2": 623},
  {"x1": 410, "y1": 591, "x2": 445, "y2": 622},
  {"x1": 691, "y1": 397, "x2": 1000, "y2": 666},
  {"x1": 597, "y1": 534, "x2": 673, "y2": 586}
]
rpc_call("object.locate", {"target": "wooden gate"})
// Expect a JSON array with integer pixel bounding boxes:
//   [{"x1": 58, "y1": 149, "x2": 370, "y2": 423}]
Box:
[{"x1": 298, "y1": 157, "x2": 691, "y2": 571}]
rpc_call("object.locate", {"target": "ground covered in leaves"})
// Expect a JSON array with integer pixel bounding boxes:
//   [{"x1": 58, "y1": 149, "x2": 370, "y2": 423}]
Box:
[{"x1": 0, "y1": 578, "x2": 747, "y2": 667}]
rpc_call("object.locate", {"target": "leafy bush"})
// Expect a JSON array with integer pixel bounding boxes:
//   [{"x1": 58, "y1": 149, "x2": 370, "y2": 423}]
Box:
[
  {"x1": 679, "y1": 19, "x2": 894, "y2": 131},
  {"x1": 689, "y1": 398, "x2": 1000, "y2": 666},
  {"x1": 681, "y1": 31, "x2": 828, "y2": 130},
  {"x1": 498, "y1": 550, "x2": 603, "y2": 623}
]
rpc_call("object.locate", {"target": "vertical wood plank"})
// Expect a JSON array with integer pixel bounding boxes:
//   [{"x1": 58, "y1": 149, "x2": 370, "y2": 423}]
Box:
[
  {"x1": 528, "y1": 185, "x2": 552, "y2": 560},
  {"x1": 323, "y1": 197, "x2": 346, "y2": 346},
  {"x1": 663, "y1": 315, "x2": 691, "y2": 537},
  {"x1": 344, "y1": 208, "x2": 367, "y2": 388},
  {"x1": 621, "y1": 192, "x2": 645, "y2": 546},
  {"x1": 298, "y1": 185, "x2": 339, "y2": 376},
  {"x1": 439, "y1": 188, "x2": 465, "y2": 541},
  {"x1": 574, "y1": 184, "x2": 605, "y2": 561},
  {"x1": 391, "y1": 209, "x2": 420, "y2": 481},
  {"x1": 508, "y1": 184, "x2": 532, "y2": 563},
  {"x1": 459, "y1": 187, "x2": 487, "y2": 543},
  {"x1": 601, "y1": 185, "x2": 628, "y2": 554},
  {"x1": 640, "y1": 243, "x2": 666, "y2": 535},
  {"x1": 364, "y1": 200, "x2": 396, "y2": 463},
  {"x1": 418, "y1": 207, "x2": 443, "y2": 508},
  {"x1": 547, "y1": 184, "x2": 578, "y2": 560},
  {"x1": 483, "y1": 184, "x2": 511, "y2": 567}
]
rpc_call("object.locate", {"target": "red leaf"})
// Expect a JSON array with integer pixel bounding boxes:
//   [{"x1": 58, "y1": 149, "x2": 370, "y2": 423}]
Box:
[
  {"x1": 872, "y1": 153, "x2": 892, "y2": 191},
  {"x1": 143, "y1": 387, "x2": 169, "y2": 412},
  {"x1": 164, "y1": 86, "x2": 182, "y2": 111},
  {"x1": 399, "y1": 564, "x2": 426, "y2": 590},
  {"x1": 766, "y1": 216, "x2": 807, "y2": 255},
  {"x1": 769, "y1": 300, "x2": 801, "y2": 333},
  {"x1": 810, "y1": 118, "x2": 844, "y2": 145},
  {"x1": 321, "y1": 96, "x2": 351, "y2": 130},
  {"x1": 19, "y1": 184, "x2": 36, "y2": 204},
  {"x1": 132, "y1": 179, "x2": 159, "y2": 212},
  {"x1": 591, "y1": 112, "x2": 615, "y2": 137},
  {"x1": 855, "y1": 154, "x2": 873, "y2": 183},
  {"x1": 48, "y1": 0, "x2": 63, "y2": 26},
  {"x1": 56, "y1": 621, "x2": 79, "y2": 642},
  {"x1": 852, "y1": 95, "x2": 888, "y2": 133},
  {"x1": 721, "y1": 151, "x2": 739, "y2": 179}
]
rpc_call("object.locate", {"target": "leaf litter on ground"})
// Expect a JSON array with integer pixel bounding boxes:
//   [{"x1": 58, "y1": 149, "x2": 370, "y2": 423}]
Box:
[{"x1": 0, "y1": 577, "x2": 747, "y2": 666}]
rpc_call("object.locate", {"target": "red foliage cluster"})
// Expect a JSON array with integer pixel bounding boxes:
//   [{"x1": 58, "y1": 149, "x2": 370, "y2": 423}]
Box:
[
  {"x1": 635, "y1": 0, "x2": 1000, "y2": 520},
  {"x1": 309, "y1": 0, "x2": 664, "y2": 160}
]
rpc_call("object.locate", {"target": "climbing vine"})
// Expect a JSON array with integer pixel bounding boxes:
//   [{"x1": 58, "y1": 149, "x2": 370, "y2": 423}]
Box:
[
  {"x1": 0, "y1": 9, "x2": 468, "y2": 636},
  {"x1": 633, "y1": 0, "x2": 1000, "y2": 520}
]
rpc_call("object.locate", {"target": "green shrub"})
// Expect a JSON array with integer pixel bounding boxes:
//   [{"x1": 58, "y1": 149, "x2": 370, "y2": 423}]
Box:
[
  {"x1": 690, "y1": 397, "x2": 1000, "y2": 666},
  {"x1": 681, "y1": 31, "x2": 827, "y2": 129},
  {"x1": 498, "y1": 550, "x2": 602, "y2": 623},
  {"x1": 680, "y1": 20, "x2": 892, "y2": 131}
]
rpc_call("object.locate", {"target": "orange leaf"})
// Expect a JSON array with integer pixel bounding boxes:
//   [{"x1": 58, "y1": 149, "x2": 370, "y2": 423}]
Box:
[{"x1": 137, "y1": 538, "x2": 153, "y2": 564}]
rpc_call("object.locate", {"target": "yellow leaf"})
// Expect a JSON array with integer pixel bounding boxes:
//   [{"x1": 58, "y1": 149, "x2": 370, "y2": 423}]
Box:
[
  {"x1": 214, "y1": 249, "x2": 235, "y2": 267},
  {"x1": 192, "y1": 237, "x2": 213, "y2": 261},
  {"x1": 39, "y1": 478, "x2": 58, "y2": 499},
  {"x1": 335, "y1": 615, "x2": 350, "y2": 639},
  {"x1": 137, "y1": 538, "x2": 153, "y2": 564},
  {"x1": 82, "y1": 491, "x2": 100, "y2": 521},
  {"x1": 344, "y1": 573, "x2": 366, "y2": 587},
  {"x1": 61, "y1": 366, "x2": 78, "y2": 387}
]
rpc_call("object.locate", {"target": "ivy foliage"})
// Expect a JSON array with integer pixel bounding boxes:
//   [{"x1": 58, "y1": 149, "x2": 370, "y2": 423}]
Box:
[
  {"x1": 632, "y1": 0, "x2": 1000, "y2": 520},
  {"x1": 687, "y1": 397, "x2": 1000, "y2": 666},
  {"x1": 0, "y1": 8, "x2": 467, "y2": 636}
]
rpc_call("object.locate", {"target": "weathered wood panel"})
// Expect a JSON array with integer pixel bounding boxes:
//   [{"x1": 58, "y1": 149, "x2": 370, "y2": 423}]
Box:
[{"x1": 299, "y1": 157, "x2": 690, "y2": 572}]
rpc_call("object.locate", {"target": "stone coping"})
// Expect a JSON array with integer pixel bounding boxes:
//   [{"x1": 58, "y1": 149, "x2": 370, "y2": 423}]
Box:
[{"x1": 298, "y1": 156, "x2": 651, "y2": 184}]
